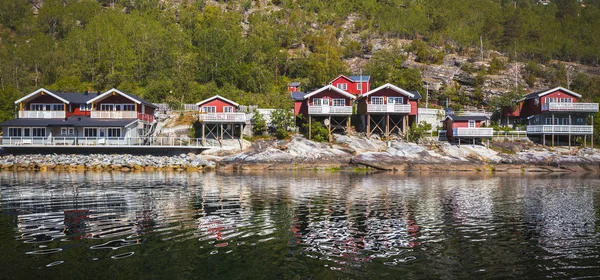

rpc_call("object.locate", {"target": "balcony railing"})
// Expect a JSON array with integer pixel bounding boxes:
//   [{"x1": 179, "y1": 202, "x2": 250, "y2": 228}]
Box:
[
  {"x1": 91, "y1": 111, "x2": 137, "y2": 119},
  {"x1": 541, "y1": 102, "x2": 599, "y2": 112},
  {"x1": 199, "y1": 113, "x2": 247, "y2": 123},
  {"x1": 0, "y1": 136, "x2": 216, "y2": 147},
  {"x1": 526, "y1": 125, "x2": 593, "y2": 134},
  {"x1": 18, "y1": 110, "x2": 65, "y2": 119},
  {"x1": 308, "y1": 106, "x2": 353, "y2": 115},
  {"x1": 367, "y1": 104, "x2": 411, "y2": 114},
  {"x1": 453, "y1": 128, "x2": 494, "y2": 137}
]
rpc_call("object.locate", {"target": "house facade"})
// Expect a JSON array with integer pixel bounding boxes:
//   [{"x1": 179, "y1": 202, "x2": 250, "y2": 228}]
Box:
[
  {"x1": 504, "y1": 87, "x2": 598, "y2": 146},
  {"x1": 0, "y1": 88, "x2": 157, "y2": 146},
  {"x1": 296, "y1": 85, "x2": 356, "y2": 140},
  {"x1": 197, "y1": 95, "x2": 246, "y2": 142},
  {"x1": 441, "y1": 114, "x2": 493, "y2": 143},
  {"x1": 329, "y1": 75, "x2": 370, "y2": 95},
  {"x1": 357, "y1": 83, "x2": 421, "y2": 138}
]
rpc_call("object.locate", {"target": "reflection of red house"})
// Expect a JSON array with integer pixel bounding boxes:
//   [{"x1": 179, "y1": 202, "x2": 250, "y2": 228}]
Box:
[
  {"x1": 329, "y1": 75, "x2": 370, "y2": 95},
  {"x1": 356, "y1": 83, "x2": 421, "y2": 138},
  {"x1": 64, "y1": 209, "x2": 90, "y2": 240}
]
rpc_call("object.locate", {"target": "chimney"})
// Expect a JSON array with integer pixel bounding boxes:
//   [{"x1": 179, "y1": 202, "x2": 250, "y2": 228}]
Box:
[
  {"x1": 97, "y1": 90, "x2": 101, "y2": 95},
  {"x1": 84, "y1": 90, "x2": 88, "y2": 95}
]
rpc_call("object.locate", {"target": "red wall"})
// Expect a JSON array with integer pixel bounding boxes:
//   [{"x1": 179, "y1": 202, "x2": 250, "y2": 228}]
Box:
[
  {"x1": 356, "y1": 88, "x2": 418, "y2": 115},
  {"x1": 294, "y1": 101, "x2": 305, "y2": 116},
  {"x1": 330, "y1": 76, "x2": 370, "y2": 95},
  {"x1": 198, "y1": 98, "x2": 237, "y2": 113},
  {"x1": 410, "y1": 100, "x2": 418, "y2": 115},
  {"x1": 23, "y1": 94, "x2": 65, "y2": 109},
  {"x1": 452, "y1": 120, "x2": 482, "y2": 129},
  {"x1": 307, "y1": 90, "x2": 353, "y2": 107},
  {"x1": 515, "y1": 89, "x2": 581, "y2": 117}
]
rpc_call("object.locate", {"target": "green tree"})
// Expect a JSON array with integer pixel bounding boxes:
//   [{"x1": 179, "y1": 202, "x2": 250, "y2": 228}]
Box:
[
  {"x1": 251, "y1": 111, "x2": 267, "y2": 136},
  {"x1": 270, "y1": 109, "x2": 294, "y2": 139}
]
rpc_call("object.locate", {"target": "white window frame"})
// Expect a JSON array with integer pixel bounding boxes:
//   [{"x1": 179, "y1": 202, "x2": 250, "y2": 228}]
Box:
[
  {"x1": 545, "y1": 118, "x2": 559, "y2": 125},
  {"x1": 223, "y1": 106, "x2": 234, "y2": 113},
  {"x1": 337, "y1": 83, "x2": 348, "y2": 90},
  {"x1": 84, "y1": 127, "x2": 98, "y2": 137},
  {"x1": 79, "y1": 104, "x2": 92, "y2": 112},
  {"x1": 107, "y1": 128, "x2": 121, "y2": 137},
  {"x1": 559, "y1": 98, "x2": 572, "y2": 103},
  {"x1": 577, "y1": 118, "x2": 584, "y2": 123},
  {"x1": 123, "y1": 104, "x2": 135, "y2": 111},
  {"x1": 8, "y1": 127, "x2": 22, "y2": 137},
  {"x1": 32, "y1": 127, "x2": 45, "y2": 137},
  {"x1": 332, "y1": 98, "x2": 346, "y2": 107},
  {"x1": 202, "y1": 106, "x2": 216, "y2": 113},
  {"x1": 371, "y1": 96, "x2": 384, "y2": 105},
  {"x1": 357, "y1": 83, "x2": 362, "y2": 90},
  {"x1": 100, "y1": 104, "x2": 114, "y2": 111},
  {"x1": 387, "y1": 97, "x2": 404, "y2": 104},
  {"x1": 61, "y1": 127, "x2": 75, "y2": 136},
  {"x1": 546, "y1": 97, "x2": 558, "y2": 104},
  {"x1": 562, "y1": 118, "x2": 569, "y2": 125},
  {"x1": 313, "y1": 98, "x2": 329, "y2": 106},
  {"x1": 30, "y1": 103, "x2": 63, "y2": 111},
  {"x1": 23, "y1": 128, "x2": 31, "y2": 137},
  {"x1": 468, "y1": 120, "x2": 475, "y2": 128}
]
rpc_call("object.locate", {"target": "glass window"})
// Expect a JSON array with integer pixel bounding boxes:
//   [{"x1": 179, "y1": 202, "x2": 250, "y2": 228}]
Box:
[
  {"x1": 313, "y1": 98, "x2": 329, "y2": 106},
  {"x1": 223, "y1": 106, "x2": 234, "y2": 113},
  {"x1": 23, "y1": 128, "x2": 30, "y2": 137},
  {"x1": 53, "y1": 104, "x2": 64, "y2": 111},
  {"x1": 100, "y1": 104, "x2": 115, "y2": 111},
  {"x1": 387, "y1": 97, "x2": 404, "y2": 104},
  {"x1": 84, "y1": 128, "x2": 97, "y2": 137},
  {"x1": 61, "y1": 128, "x2": 67, "y2": 135},
  {"x1": 357, "y1": 83, "x2": 362, "y2": 90},
  {"x1": 32, "y1": 128, "x2": 45, "y2": 137},
  {"x1": 546, "y1": 97, "x2": 558, "y2": 104},
  {"x1": 107, "y1": 128, "x2": 121, "y2": 137},
  {"x1": 123, "y1": 104, "x2": 135, "y2": 111},
  {"x1": 337, "y1": 83, "x2": 347, "y2": 90},
  {"x1": 332, "y1": 99, "x2": 346, "y2": 106},
  {"x1": 8, "y1": 128, "x2": 22, "y2": 136},
  {"x1": 577, "y1": 118, "x2": 584, "y2": 123},
  {"x1": 202, "y1": 106, "x2": 216, "y2": 113},
  {"x1": 30, "y1": 104, "x2": 44, "y2": 111},
  {"x1": 562, "y1": 118, "x2": 570, "y2": 125},
  {"x1": 79, "y1": 104, "x2": 92, "y2": 111},
  {"x1": 371, "y1": 97, "x2": 384, "y2": 105},
  {"x1": 545, "y1": 118, "x2": 559, "y2": 125},
  {"x1": 468, "y1": 120, "x2": 475, "y2": 128},
  {"x1": 560, "y1": 98, "x2": 572, "y2": 103},
  {"x1": 99, "y1": 128, "x2": 105, "y2": 137}
]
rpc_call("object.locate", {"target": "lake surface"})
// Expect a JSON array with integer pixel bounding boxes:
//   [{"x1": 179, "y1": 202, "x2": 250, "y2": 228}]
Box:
[{"x1": 1, "y1": 171, "x2": 600, "y2": 279}]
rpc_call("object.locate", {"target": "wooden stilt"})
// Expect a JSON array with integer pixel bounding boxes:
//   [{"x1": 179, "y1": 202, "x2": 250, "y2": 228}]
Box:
[
  {"x1": 592, "y1": 116, "x2": 594, "y2": 147},
  {"x1": 386, "y1": 114, "x2": 390, "y2": 140},
  {"x1": 202, "y1": 122, "x2": 205, "y2": 146},
  {"x1": 308, "y1": 115, "x2": 312, "y2": 140},
  {"x1": 543, "y1": 134, "x2": 545, "y2": 146},
  {"x1": 584, "y1": 135, "x2": 587, "y2": 147},
  {"x1": 367, "y1": 114, "x2": 371, "y2": 138},
  {"x1": 552, "y1": 113, "x2": 555, "y2": 147},
  {"x1": 328, "y1": 115, "x2": 332, "y2": 142},
  {"x1": 220, "y1": 124, "x2": 223, "y2": 140},
  {"x1": 569, "y1": 114, "x2": 572, "y2": 148}
]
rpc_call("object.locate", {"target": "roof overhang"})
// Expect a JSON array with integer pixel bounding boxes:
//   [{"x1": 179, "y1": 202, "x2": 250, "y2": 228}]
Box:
[
  {"x1": 537, "y1": 86, "x2": 582, "y2": 98},
  {"x1": 359, "y1": 83, "x2": 415, "y2": 99},
  {"x1": 328, "y1": 74, "x2": 354, "y2": 84},
  {"x1": 195, "y1": 95, "x2": 240, "y2": 107},
  {"x1": 303, "y1": 85, "x2": 356, "y2": 100},
  {"x1": 86, "y1": 88, "x2": 141, "y2": 104},
  {"x1": 14, "y1": 88, "x2": 70, "y2": 104}
]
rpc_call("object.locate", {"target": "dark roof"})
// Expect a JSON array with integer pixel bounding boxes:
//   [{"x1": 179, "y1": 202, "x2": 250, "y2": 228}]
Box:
[
  {"x1": 408, "y1": 91, "x2": 422, "y2": 100},
  {"x1": 348, "y1": 75, "x2": 370, "y2": 82},
  {"x1": 290, "y1": 91, "x2": 306, "y2": 101},
  {"x1": 0, "y1": 117, "x2": 138, "y2": 127},
  {"x1": 118, "y1": 91, "x2": 158, "y2": 109},
  {"x1": 289, "y1": 82, "x2": 301, "y2": 87},
  {"x1": 54, "y1": 92, "x2": 97, "y2": 103},
  {"x1": 523, "y1": 89, "x2": 546, "y2": 100},
  {"x1": 446, "y1": 115, "x2": 490, "y2": 121}
]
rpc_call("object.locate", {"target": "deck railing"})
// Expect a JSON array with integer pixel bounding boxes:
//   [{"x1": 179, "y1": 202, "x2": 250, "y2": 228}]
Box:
[
  {"x1": 453, "y1": 128, "x2": 494, "y2": 137},
  {"x1": 526, "y1": 125, "x2": 593, "y2": 134},
  {"x1": 541, "y1": 102, "x2": 599, "y2": 112},
  {"x1": 18, "y1": 110, "x2": 65, "y2": 119},
  {"x1": 199, "y1": 113, "x2": 247, "y2": 122},
  {"x1": 91, "y1": 111, "x2": 137, "y2": 119},
  {"x1": 0, "y1": 137, "x2": 214, "y2": 147},
  {"x1": 308, "y1": 106, "x2": 353, "y2": 115},
  {"x1": 367, "y1": 104, "x2": 411, "y2": 113}
]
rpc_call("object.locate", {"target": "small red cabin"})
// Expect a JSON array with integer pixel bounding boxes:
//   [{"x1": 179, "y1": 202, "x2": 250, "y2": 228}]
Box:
[
  {"x1": 329, "y1": 75, "x2": 370, "y2": 95},
  {"x1": 295, "y1": 85, "x2": 356, "y2": 117},
  {"x1": 196, "y1": 95, "x2": 240, "y2": 113},
  {"x1": 357, "y1": 83, "x2": 420, "y2": 116},
  {"x1": 442, "y1": 115, "x2": 491, "y2": 142}
]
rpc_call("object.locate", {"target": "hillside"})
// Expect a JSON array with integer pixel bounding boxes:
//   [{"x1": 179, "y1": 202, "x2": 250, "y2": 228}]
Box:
[{"x1": 1, "y1": 0, "x2": 600, "y2": 121}]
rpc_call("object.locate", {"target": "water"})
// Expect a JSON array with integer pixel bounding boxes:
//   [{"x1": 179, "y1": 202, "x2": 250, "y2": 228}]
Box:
[{"x1": 1, "y1": 171, "x2": 600, "y2": 279}]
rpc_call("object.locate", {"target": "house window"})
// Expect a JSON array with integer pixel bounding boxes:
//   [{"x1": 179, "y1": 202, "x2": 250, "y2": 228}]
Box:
[
  {"x1": 562, "y1": 118, "x2": 569, "y2": 125},
  {"x1": 202, "y1": 106, "x2": 216, "y2": 113},
  {"x1": 53, "y1": 104, "x2": 64, "y2": 111},
  {"x1": 100, "y1": 104, "x2": 115, "y2": 111},
  {"x1": 337, "y1": 83, "x2": 348, "y2": 90},
  {"x1": 23, "y1": 128, "x2": 30, "y2": 137},
  {"x1": 545, "y1": 118, "x2": 559, "y2": 125},
  {"x1": 32, "y1": 128, "x2": 45, "y2": 137},
  {"x1": 123, "y1": 104, "x2": 135, "y2": 111},
  {"x1": 468, "y1": 120, "x2": 475, "y2": 128},
  {"x1": 387, "y1": 97, "x2": 404, "y2": 104},
  {"x1": 371, "y1": 97, "x2": 384, "y2": 105},
  {"x1": 79, "y1": 104, "x2": 92, "y2": 111},
  {"x1": 577, "y1": 118, "x2": 584, "y2": 123},
  {"x1": 357, "y1": 83, "x2": 362, "y2": 91},
  {"x1": 313, "y1": 98, "x2": 329, "y2": 106},
  {"x1": 332, "y1": 99, "x2": 346, "y2": 106},
  {"x1": 223, "y1": 106, "x2": 234, "y2": 113},
  {"x1": 30, "y1": 104, "x2": 44, "y2": 111},
  {"x1": 61, "y1": 127, "x2": 75, "y2": 135},
  {"x1": 546, "y1": 97, "x2": 558, "y2": 104},
  {"x1": 560, "y1": 98, "x2": 572, "y2": 103},
  {"x1": 107, "y1": 128, "x2": 121, "y2": 137},
  {"x1": 30, "y1": 103, "x2": 63, "y2": 110},
  {"x1": 8, "y1": 127, "x2": 22, "y2": 137},
  {"x1": 84, "y1": 128, "x2": 98, "y2": 137}
]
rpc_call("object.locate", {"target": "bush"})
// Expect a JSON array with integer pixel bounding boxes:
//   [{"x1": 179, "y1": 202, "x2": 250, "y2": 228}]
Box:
[
  {"x1": 408, "y1": 122, "x2": 432, "y2": 143},
  {"x1": 488, "y1": 57, "x2": 505, "y2": 75},
  {"x1": 252, "y1": 111, "x2": 267, "y2": 136},
  {"x1": 270, "y1": 109, "x2": 294, "y2": 139},
  {"x1": 304, "y1": 121, "x2": 329, "y2": 142}
]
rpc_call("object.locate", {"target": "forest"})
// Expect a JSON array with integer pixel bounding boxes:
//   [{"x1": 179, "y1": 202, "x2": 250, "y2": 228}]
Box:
[{"x1": 1, "y1": 0, "x2": 600, "y2": 123}]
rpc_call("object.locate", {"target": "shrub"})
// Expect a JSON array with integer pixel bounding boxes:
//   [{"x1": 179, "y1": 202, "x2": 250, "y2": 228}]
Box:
[
  {"x1": 304, "y1": 121, "x2": 329, "y2": 142},
  {"x1": 408, "y1": 122, "x2": 432, "y2": 143},
  {"x1": 270, "y1": 109, "x2": 295, "y2": 139},
  {"x1": 252, "y1": 111, "x2": 267, "y2": 136},
  {"x1": 488, "y1": 57, "x2": 505, "y2": 75}
]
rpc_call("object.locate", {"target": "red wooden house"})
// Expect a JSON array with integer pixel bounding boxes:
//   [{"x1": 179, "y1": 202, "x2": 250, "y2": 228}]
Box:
[
  {"x1": 297, "y1": 85, "x2": 356, "y2": 140},
  {"x1": 196, "y1": 95, "x2": 246, "y2": 142},
  {"x1": 356, "y1": 83, "x2": 421, "y2": 138},
  {"x1": 503, "y1": 87, "x2": 598, "y2": 146},
  {"x1": 441, "y1": 114, "x2": 493, "y2": 143},
  {"x1": 329, "y1": 75, "x2": 370, "y2": 95}
]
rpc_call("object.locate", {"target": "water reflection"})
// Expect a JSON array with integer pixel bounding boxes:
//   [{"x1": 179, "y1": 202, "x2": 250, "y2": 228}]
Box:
[{"x1": 1, "y1": 172, "x2": 600, "y2": 278}]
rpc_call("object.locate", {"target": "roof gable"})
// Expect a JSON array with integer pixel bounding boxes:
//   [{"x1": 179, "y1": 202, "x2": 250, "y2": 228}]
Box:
[
  {"x1": 303, "y1": 85, "x2": 356, "y2": 100},
  {"x1": 195, "y1": 95, "x2": 240, "y2": 107},
  {"x1": 537, "y1": 86, "x2": 582, "y2": 98},
  {"x1": 14, "y1": 88, "x2": 71, "y2": 104},
  {"x1": 443, "y1": 115, "x2": 490, "y2": 121},
  {"x1": 328, "y1": 75, "x2": 371, "y2": 84},
  {"x1": 361, "y1": 83, "x2": 415, "y2": 99},
  {"x1": 86, "y1": 88, "x2": 157, "y2": 108}
]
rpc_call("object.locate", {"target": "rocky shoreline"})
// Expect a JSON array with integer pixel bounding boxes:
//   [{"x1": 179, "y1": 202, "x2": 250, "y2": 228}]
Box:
[{"x1": 2, "y1": 135, "x2": 600, "y2": 173}]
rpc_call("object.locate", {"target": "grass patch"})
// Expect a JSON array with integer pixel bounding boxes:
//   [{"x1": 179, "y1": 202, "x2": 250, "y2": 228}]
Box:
[{"x1": 324, "y1": 167, "x2": 342, "y2": 172}]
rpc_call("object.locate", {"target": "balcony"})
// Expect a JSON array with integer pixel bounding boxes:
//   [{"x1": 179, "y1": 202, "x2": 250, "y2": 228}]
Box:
[
  {"x1": 367, "y1": 104, "x2": 411, "y2": 114},
  {"x1": 308, "y1": 106, "x2": 352, "y2": 115},
  {"x1": 18, "y1": 110, "x2": 65, "y2": 119},
  {"x1": 526, "y1": 125, "x2": 593, "y2": 135},
  {"x1": 199, "y1": 113, "x2": 246, "y2": 123},
  {"x1": 91, "y1": 111, "x2": 137, "y2": 119},
  {"x1": 541, "y1": 102, "x2": 599, "y2": 112},
  {"x1": 453, "y1": 128, "x2": 494, "y2": 137}
]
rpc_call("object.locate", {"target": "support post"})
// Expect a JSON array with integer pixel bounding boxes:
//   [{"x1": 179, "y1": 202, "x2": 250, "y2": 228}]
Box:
[
  {"x1": 308, "y1": 115, "x2": 312, "y2": 140},
  {"x1": 328, "y1": 115, "x2": 332, "y2": 142},
  {"x1": 552, "y1": 113, "x2": 555, "y2": 147},
  {"x1": 569, "y1": 114, "x2": 572, "y2": 148},
  {"x1": 543, "y1": 134, "x2": 545, "y2": 146},
  {"x1": 584, "y1": 135, "x2": 587, "y2": 147},
  {"x1": 202, "y1": 122, "x2": 205, "y2": 146},
  {"x1": 220, "y1": 124, "x2": 223, "y2": 140},
  {"x1": 386, "y1": 114, "x2": 390, "y2": 140},
  {"x1": 592, "y1": 116, "x2": 594, "y2": 147},
  {"x1": 367, "y1": 114, "x2": 371, "y2": 138}
]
